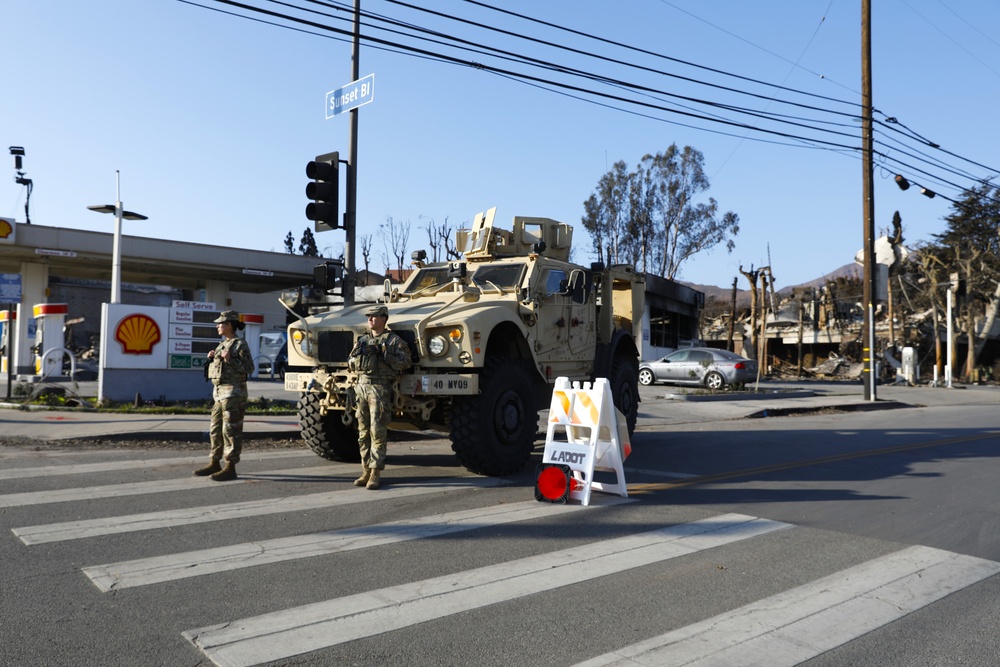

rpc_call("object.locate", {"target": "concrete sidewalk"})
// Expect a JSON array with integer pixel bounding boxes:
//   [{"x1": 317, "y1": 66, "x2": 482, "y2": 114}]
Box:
[
  {"x1": 1, "y1": 377, "x2": 996, "y2": 442},
  {"x1": 0, "y1": 379, "x2": 300, "y2": 441}
]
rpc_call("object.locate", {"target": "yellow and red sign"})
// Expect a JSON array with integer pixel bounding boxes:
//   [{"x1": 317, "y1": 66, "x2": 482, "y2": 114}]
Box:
[
  {"x1": 0, "y1": 217, "x2": 14, "y2": 243},
  {"x1": 114, "y1": 313, "x2": 162, "y2": 355}
]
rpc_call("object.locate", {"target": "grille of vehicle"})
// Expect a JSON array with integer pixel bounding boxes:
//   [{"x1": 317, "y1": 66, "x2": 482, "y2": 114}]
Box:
[
  {"x1": 316, "y1": 329, "x2": 420, "y2": 364},
  {"x1": 393, "y1": 329, "x2": 420, "y2": 363},
  {"x1": 317, "y1": 331, "x2": 356, "y2": 363}
]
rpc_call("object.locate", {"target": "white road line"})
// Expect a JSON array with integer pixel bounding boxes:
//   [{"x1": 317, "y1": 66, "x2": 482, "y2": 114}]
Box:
[
  {"x1": 0, "y1": 465, "x2": 356, "y2": 508},
  {"x1": 0, "y1": 450, "x2": 309, "y2": 480},
  {"x1": 182, "y1": 513, "x2": 788, "y2": 667},
  {"x1": 576, "y1": 545, "x2": 1000, "y2": 667},
  {"x1": 625, "y1": 467, "x2": 698, "y2": 479},
  {"x1": 14, "y1": 477, "x2": 510, "y2": 545},
  {"x1": 83, "y1": 496, "x2": 629, "y2": 591}
]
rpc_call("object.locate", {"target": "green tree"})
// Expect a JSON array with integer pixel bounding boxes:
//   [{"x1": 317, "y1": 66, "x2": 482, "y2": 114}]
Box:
[
  {"x1": 283, "y1": 231, "x2": 295, "y2": 254},
  {"x1": 582, "y1": 144, "x2": 739, "y2": 279},
  {"x1": 298, "y1": 228, "x2": 319, "y2": 257},
  {"x1": 581, "y1": 160, "x2": 630, "y2": 267}
]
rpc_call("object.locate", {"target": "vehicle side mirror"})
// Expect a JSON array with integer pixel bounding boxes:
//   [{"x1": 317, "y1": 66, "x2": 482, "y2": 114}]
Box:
[{"x1": 567, "y1": 269, "x2": 587, "y2": 304}]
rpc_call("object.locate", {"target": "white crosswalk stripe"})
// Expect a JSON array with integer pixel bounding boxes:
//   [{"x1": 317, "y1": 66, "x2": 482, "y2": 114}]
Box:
[
  {"x1": 0, "y1": 464, "x2": 357, "y2": 507},
  {"x1": 181, "y1": 513, "x2": 789, "y2": 667},
  {"x1": 0, "y1": 450, "x2": 308, "y2": 480},
  {"x1": 83, "y1": 497, "x2": 631, "y2": 591},
  {"x1": 12, "y1": 477, "x2": 511, "y2": 545},
  {"x1": 576, "y1": 545, "x2": 1000, "y2": 667},
  {"x1": 8, "y1": 454, "x2": 1000, "y2": 667}
]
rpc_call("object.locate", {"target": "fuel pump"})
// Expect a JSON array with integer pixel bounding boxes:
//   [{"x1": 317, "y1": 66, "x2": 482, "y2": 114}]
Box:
[
  {"x1": 240, "y1": 313, "x2": 264, "y2": 378},
  {"x1": 32, "y1": 303, "x2": 69, "y2": 377},
  {"x1": 0, "y1": 309, "x2": 15, "y2": 376}
]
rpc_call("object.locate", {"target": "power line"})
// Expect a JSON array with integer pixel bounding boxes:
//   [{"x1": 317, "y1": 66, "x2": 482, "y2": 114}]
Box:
[{"x1": 183, "y1": 0, "x2": 998, "y2": 205}]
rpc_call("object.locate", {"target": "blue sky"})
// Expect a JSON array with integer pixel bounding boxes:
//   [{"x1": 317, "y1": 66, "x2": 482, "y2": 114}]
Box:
[{"x1": 3, "y1": 0, "x2": 998, "y2": 289}]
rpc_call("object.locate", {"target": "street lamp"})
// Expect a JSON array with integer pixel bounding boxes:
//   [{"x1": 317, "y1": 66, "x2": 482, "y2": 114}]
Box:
[
  {"x1": 894, "y1": 174, "x2": 936, "y2": 199},
  {"x1": 87, "y1": 171, "x2": 147, "y2": 304}
]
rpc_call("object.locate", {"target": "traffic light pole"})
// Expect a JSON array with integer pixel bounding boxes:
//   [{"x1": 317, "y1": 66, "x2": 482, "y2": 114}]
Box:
[{"x1": 343, "y1": 0, "x2": 361, "y2": 306}]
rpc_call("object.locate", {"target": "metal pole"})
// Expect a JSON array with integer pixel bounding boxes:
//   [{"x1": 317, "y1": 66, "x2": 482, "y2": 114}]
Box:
[
  {"x1": 4, "y1": 304, "x2": 12, "y2": 400},
  {"x1": 946, "y1": 287, "x2": 953, "y2": 388},
  {"x1": 343, "y1": 0, "x2": 360, "y2": 306},
  {"x1": 111, "y1": 170, "x2": 123, "y2": 304},
  {"x1": 861, "y1": 0, "x2": 877, "y2": 401}
]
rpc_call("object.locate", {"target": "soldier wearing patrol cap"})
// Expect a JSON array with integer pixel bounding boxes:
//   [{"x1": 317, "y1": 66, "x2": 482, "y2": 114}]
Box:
[
  {"x1": 348, "y1": 303, "x2": 412, "y2": 489},
  {"x1": 194, "y1": 310, "x2": 255, "y2": 481}
]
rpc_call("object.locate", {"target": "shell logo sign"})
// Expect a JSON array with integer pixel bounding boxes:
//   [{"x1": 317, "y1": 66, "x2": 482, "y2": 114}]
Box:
[
  {"x1": 0, "y1": 217, "x2": 14, "y2": 244},
  {"x1": 114, "y1": 313, "x2": 162, "y2": 354}
]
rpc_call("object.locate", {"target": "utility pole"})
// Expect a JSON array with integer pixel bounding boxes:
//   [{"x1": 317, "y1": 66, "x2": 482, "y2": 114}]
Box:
[
  {"x1": 343, "y1": 0, "x2": 361, "y2": 306},
  {"x1": 861, "y1": 0, "x2": 877, "y2": 401}
]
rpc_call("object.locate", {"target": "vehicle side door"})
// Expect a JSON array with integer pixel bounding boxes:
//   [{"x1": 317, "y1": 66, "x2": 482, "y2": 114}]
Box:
[
  {"x1": 688, "y1": 349, "x2": 714, "y2": 384},
  {"x1": 660, "y1": 349, "x2": 690, "y2": 382}
]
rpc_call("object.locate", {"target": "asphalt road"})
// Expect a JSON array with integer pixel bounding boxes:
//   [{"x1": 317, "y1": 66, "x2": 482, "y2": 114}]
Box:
[{"x1": 2, "y1": 384, "x2": 1000, "y2": 666}]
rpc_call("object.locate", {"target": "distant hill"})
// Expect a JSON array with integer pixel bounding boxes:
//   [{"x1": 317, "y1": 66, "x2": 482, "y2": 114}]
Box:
[{"x1": 679, "y1": 263, "x2": 862, "y2": 307}]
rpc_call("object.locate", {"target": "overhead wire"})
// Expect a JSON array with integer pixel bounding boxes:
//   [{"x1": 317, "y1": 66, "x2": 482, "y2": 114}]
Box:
[
  {"x1": 194, "y1": 0, "x2": 866, "y2": 151},
  {"x1": 362, "y1": 0, "x2": 1000, "y2": 194},
  {"x1": 178, "y1": 0, "x2": 850, "y2": 152},
  {"x1": 182, "y1": 0, "x2": 997, "y2": 206}
]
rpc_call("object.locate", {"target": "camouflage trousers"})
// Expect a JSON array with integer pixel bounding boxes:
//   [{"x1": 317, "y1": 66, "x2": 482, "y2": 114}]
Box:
[
  {"x1": 210, "y1": 383, "x2": 248, "y2": 463},
  {"x1": 355, "y1": 382, "x2": 391, "y2": 470}
]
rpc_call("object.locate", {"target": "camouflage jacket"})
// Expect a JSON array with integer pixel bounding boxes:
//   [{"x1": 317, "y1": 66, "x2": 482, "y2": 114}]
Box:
[
  {"x1": 349, "y1": 330, "x2": 411, "y2": 385},
  {"x1": 207, "y1": 337, "x2": 254, "y2": 386}
]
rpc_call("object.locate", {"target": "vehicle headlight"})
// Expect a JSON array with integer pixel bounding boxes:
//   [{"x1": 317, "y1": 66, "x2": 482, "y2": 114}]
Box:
[
  {"x1": 290, "y1": 329, "x2": 309, "y2": 355},
  {"x1": 428, "y1": 335, "x2": 448, "y2": 357}
]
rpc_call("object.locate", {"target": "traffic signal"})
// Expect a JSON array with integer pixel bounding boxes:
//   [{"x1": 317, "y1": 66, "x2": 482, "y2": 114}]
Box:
[
  {"x1": 313, "y1": 260, "x2": 344, "y2": 294},
  {"x1": 306, "y1": 151, "x2": 340, "y2": 232}
]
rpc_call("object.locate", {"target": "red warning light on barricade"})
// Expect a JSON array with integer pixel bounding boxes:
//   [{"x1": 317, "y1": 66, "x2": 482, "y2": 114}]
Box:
[{"x1": 534, "y1": 464, "x2": 578, "y2": 503}]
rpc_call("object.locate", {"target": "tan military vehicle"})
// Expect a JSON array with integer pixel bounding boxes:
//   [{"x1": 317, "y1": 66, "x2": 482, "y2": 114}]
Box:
[{"x1": 284, "y1": 207, "x2": 644, "y2": 476}]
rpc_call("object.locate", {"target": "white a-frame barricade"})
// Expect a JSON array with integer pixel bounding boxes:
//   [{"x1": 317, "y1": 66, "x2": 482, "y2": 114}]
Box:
[{"x1": 535, "y1": 377, "x2": 631, "y2": 506}]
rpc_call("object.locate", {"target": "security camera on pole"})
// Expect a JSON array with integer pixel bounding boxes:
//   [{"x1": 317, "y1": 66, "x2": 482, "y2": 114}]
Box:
[{"x1": 8, "y1": 146, "x2": 32, "y2": 224}]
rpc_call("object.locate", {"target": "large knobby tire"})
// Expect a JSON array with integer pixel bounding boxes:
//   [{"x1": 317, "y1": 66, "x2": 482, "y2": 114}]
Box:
[
  {"x1": 610, "y1": 355, "x2": 639, "y2": 435},
  {"x1": 450, "y1": 358, "x2": 539, "y2": 476},
  {"x1": 298, "y1": 392, "x2": 361, "y2": 462}
]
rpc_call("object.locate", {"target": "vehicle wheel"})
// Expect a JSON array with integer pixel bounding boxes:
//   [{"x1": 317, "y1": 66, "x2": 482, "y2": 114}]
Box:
[
  {"x1": 298, "y1": 391, "x2": 361, "y2": 462},
  {"x1": 450, "y1": 357, "x2": 538, "y2": 476},
  {"x1": 610, "y1": 355, "x2": 639, "y2": 435},
  {"x1": 704, "y1": 371, "x2": 725, "y2": 391},
  {"x1": 638, "y1": 368, "x2": 654, "y2": 386}
]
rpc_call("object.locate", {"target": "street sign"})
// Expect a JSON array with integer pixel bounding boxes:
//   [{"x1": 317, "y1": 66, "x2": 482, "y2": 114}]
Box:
[{"x1": 326, "y1": 73, "x2": 374, "y2": 119}]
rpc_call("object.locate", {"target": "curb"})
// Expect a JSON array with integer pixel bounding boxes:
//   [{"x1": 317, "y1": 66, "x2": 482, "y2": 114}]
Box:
[
  {"x1": 42, "y1": 429, "x2": 302, "y2": 443},
  {"x1": 745, "y1": 400, "x2": 913, "y2": 419},
  {"x1": 663, "y1": 390, "x2": 817, "y2": 403}
]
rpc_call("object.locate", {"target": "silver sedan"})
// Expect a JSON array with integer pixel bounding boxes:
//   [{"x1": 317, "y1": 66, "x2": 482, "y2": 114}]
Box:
[{"x1": 638, "y1": 347, "x2": 758, "y2": 390}]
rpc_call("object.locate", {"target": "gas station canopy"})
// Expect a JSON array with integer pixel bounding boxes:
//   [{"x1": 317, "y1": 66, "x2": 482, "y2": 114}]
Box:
[{"x1": 0, "y1": 223, "x2": 319, "y2": 294}]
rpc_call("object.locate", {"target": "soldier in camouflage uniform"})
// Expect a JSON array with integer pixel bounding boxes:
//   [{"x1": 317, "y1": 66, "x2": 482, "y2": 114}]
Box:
[
  {"x1": 348, "y1": 304, "x2": 412, "y2": 489},
  {"x1": 194, "y1": 310, "x2": 255, "y2": 481}
]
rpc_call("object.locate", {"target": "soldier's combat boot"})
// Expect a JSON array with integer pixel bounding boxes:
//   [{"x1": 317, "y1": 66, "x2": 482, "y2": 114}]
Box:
[
  {"x1": 210, "y1": 461, "x2": 237, "y2": 482},
  {"x1": 193, "y1": 459, "x2": 222, "y2": 477},
  {"x1": 366, "y1": 469, "x2": 381, "y2": 490},
  {"x1": 353, "y1": 467, "x2": 371, "y2": 487}
]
